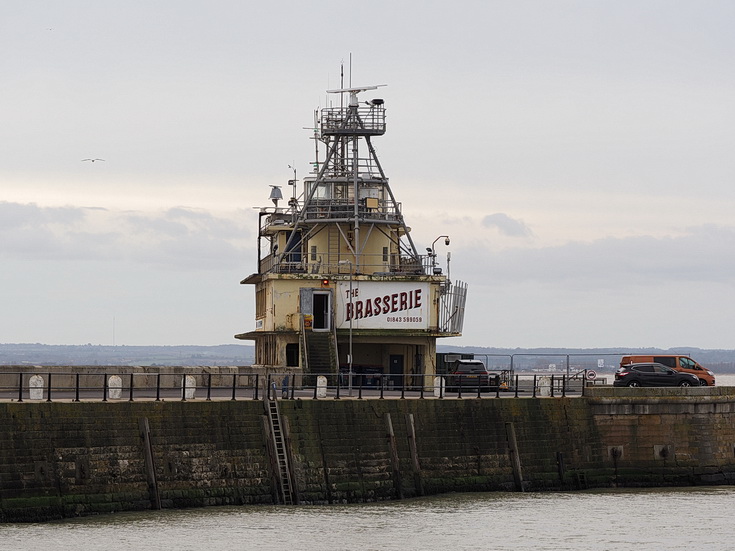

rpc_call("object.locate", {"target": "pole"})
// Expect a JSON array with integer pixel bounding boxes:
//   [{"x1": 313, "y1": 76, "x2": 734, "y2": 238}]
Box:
[{"x1": 348, "y1": 263, "x2": 353, "y2": 397}]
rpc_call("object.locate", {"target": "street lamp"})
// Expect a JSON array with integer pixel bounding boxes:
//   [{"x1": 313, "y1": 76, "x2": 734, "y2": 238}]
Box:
[
  {"x1": 338, "y1": 260, "x2": 354, "y2": 397},
  {"x1": 430, "y1": 235, "x2": 450, "y2": 273}
]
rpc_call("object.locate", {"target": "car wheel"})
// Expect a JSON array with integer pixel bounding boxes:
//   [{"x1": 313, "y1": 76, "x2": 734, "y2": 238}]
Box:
[
  {"x1": 679, "y1": 381, "x2": 692, "y2": 387},
  {"x1": 627, "y1": 381, "x2": 641, "y2": 387},
  {"x1": 699, "y1": 379, "x2": 708, "y2": 386}
]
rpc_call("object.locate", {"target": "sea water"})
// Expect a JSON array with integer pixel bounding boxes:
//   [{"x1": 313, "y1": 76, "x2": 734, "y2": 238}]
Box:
[{"x1": 2, "y1": 487, "x2": 734, "y2": 550}]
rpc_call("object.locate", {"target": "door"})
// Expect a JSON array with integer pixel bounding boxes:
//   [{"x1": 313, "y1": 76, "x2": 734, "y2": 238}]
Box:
[
  {"x1": 312, "y1": 292, "x2": 331, "y2": 331},
  {"x1": 389, "y1": 355, "x2": 404, "y2": 388}
]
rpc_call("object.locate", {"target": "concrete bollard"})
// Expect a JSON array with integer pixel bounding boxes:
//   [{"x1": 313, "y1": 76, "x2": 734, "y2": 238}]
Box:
[
  {"x1": 29, "y1": 375, "x2": 44, "y2": 400},
  {"x1": 108, "y1": 375, "x2": 123, "y2": 400},
  {"x1": 182, "y1": 375, "x2": 196, "y2": 399},
  {"x1": 433, "y1": 376, "x2": 444, "y2": 398},
  {"x1": 538, "y1": 376, "x2": 552, "y2": 397},
  {"x1": 316, "y1": 375, "x2": 327, "y2": 398}
]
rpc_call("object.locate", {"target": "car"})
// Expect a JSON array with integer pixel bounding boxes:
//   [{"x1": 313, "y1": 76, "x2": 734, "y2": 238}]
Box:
[
  {"x1": 620, "y1": 354, "x2": 715, "y2": 386},
  {"x1": 446, "y1": 360, "x2": 500, "y2": 392},
  {"x1": 613, "y1": 362, "x2": 700, "y2": 387}
]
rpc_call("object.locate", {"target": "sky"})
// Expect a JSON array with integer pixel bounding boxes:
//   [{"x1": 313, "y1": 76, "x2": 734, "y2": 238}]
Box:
[{"x1": 2, "y1": 1, "x2": 734, "y2": 349}]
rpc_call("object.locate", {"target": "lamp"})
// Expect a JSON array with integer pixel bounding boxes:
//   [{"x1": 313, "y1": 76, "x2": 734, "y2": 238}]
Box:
[{"x1": 430, "y1": 235, "x2": 450, "y2": 272}]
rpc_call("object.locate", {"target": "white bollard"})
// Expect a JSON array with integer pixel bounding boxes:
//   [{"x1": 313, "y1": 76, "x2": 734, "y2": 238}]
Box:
[
  {"x1": 29, "y1": 374, "x2": 44, "y2": 400},
  {"x1": 434, "y1": 376, "x2": 444, "y2": 398},
  {"x1": 182, "y1": 374, "x2": 196, "y2": 399},
  {"x1": 108, "y1": 375, "x2": 123, "y2": 400},
  {"x1": 316, "y1": 375, "x2": 328, "y2": 398},
  {"x1": 538, "y1": 376, "x2": 552, "y2": 397}
]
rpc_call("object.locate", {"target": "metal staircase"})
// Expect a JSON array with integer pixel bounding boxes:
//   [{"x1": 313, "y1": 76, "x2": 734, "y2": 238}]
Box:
[
  {"x1": 265, "y1": 396, "x2": 297, "y2": 505},
  {"x1": 304, "y1": 330, "x2": 338, "y2": 373}
]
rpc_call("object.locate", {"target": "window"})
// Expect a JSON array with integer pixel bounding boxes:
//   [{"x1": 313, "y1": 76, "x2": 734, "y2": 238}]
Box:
[
  {"x1": 255, "y1": 288, "x2": 266, "y2": 318},
  {"x1": 311, "y1": 246, "x2": 317, "y2": 261}
]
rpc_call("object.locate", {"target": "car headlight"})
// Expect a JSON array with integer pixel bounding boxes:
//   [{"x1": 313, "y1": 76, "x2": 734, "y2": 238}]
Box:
[{"x1": 707, "y1": 370, "x2": 714, "y2": 376}]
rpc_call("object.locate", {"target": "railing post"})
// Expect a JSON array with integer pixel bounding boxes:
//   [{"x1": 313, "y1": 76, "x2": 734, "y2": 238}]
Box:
[
  {"x1": 74, "y1": 373, "x2": 80, "y2": 402},
  {"x1": 358, "y1": 375, "x2": 363, "y2": 399},
  {"x1": 495, "y1": 376, "x2": 500, "y2": 398},
  {"x1": 206, "y1": 373, "x2": 212, "y2": 401},
  {"x1": 17, "y1": 372, "x2": 23, "y2": 403},
  {"x1": 401, "y1": 376, "x2": 406, "y2": 399},
  {"x1": 532, "y1": 375, "x2": 537, "y2": 398},
  {"x1": 103, "y1": 373, "x2": 108, "y2": 402},
  {"x1": 181, "y1": 373, "x2": 187, "y2": 402},
  {"x1": 550, "y1": 374, "x2": 555, "y2": 398},
  {"x1": 476, "y1": 377, "x2": 481, "y2": 399},
  {"x1": 129, "y1": 373, "x2": 134, "y2": 402},
  {"x1": 231, "y1": 373, "x2": 237, "y2": 401},
  {"x1": 514, "y1": 375, "x2": 519, "y2": 398},
  {"x1": 335, "y1": 373, "x2": 341, "y2": 400},
  {"x1": 46, "y1": 373, "x2": 52, "y2": 403},
  {"x1": 562, "y1": 375, "x2": 566, "y2": 398},
  {"x1": 457, "y1": 375, "x2": 463, "y2": 399},
  {"x1": 254, "y1": 374, "x2": 259, "y2": 400},
  {"x1": 156, "y1": 373, "x2": 161, "y2": 402},
  {"x1": 379, "y1": 375, "x2": 385, "y2": 399}
]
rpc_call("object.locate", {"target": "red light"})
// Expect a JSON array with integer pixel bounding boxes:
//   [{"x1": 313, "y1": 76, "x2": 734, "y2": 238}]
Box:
[{"x1": 321, "y1": 279, "x2": 330, "y2": 287}]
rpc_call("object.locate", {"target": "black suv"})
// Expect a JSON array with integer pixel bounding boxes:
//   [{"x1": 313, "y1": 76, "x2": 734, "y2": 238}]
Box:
[
  {"x1": 446, "y1": 360, "x2": 500, "y2": 392},
  {"x1": 614, "y1": 362, "x2": 699, "y2": 387}
]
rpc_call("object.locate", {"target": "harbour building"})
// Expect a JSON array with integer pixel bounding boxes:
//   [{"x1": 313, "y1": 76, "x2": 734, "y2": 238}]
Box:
[{"x1": 235, "y1": 85, "x2": 467, "y2": 387}]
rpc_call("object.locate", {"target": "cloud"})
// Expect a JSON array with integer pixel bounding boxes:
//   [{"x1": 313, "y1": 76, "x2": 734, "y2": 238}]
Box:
[
  {"x1": 482, "y1": 213, "x2": 533, "y2": 238},
  {"x1": 0, "y1": 201, "x2": 253, "y2": 270},
  {"x1": 458, "y1": 224, "x2": 735, "y2": 288}
]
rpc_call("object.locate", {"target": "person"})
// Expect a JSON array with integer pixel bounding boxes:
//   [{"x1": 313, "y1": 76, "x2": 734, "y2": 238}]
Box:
[{"x1": 281, "y1": 375, "x2": 289, "y2": 398}]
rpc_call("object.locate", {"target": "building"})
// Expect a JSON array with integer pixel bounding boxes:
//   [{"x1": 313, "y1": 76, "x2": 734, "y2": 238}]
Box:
[{"x1": 235, "y1": 85, "x2": 467, "y2": 388}]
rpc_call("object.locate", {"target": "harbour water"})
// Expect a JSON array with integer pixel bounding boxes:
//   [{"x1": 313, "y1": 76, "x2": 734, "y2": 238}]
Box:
[{"x1": 2, "y1": 486, "x2": 734, "y2": 550}]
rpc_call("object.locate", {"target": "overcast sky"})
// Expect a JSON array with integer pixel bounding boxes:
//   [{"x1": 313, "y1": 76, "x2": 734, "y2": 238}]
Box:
[{"x1": 2, "y1": 1, "x2": 734, "y2": 350}]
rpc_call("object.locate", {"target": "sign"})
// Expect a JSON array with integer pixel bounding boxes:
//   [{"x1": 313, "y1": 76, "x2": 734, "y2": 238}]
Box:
[
  {"x1": 335, "y1": 281, "x2": 430, "y2": 330},
  {"x1": 598, "y1": 359, "x2": 605, "y2": 368},
  {"x1": 586, "y1": 370, "x2": 597, "y2": 380}
]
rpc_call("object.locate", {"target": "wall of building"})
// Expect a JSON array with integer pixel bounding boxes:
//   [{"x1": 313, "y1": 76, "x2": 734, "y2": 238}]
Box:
[{"x1": 2, "y1": 388, "x2": 735, "y2": 522}]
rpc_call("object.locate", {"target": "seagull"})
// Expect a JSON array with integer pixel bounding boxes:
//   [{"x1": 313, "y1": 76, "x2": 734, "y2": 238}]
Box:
[{"x1": 82, "y1": 158, "x2": 105, "y2": 162}]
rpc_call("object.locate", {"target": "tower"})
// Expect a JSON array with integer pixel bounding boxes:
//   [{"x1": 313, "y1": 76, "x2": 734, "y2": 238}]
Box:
[{"x1": 235, "y1": 85, "x2": 467, "y2": 387}]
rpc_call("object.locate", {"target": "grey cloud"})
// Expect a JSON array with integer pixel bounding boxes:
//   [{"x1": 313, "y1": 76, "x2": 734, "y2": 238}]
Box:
[
  {"x1": 0, "y1": 202, "x2": 252, "y2": 270},
  {"x1": 459, "y1": 224, "x2": 735, "y2": 288},
  {"x1": 482, "y1": 213, "x2": 533, "y2": 238}
]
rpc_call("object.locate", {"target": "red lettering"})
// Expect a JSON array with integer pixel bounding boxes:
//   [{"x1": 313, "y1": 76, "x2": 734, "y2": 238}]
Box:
[
  {"x1": 355, "y1": 300, "x2": 364, "y2": 319},
  {"x1": 364, "y1": 298, "x2": 373, "y2": 317},
  {"x1": 415, "y1": 289, "x2": 422, "y2": 308},
  {"x1": 391, "y1": 293, "x2": 398, "y2": 312},
  {"x1": 346, "y1": 302, "x2": 353, "y2": 322},
  {"x1": 383, "y1": 295, "x2": 390, "y2": 314}
]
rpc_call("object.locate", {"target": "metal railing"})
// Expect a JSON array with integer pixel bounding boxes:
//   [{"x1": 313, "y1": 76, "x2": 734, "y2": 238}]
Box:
[
  {"x1": 0, "y1": 370, "x2": 605, "y2": 403},
  {"x1": 0, "y1": 372, "x2": 261, "y2": 402}
]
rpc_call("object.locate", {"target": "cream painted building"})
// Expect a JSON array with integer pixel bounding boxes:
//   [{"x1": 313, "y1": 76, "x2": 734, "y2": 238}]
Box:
[{"x1": 236, "y1": 85, "x2": 467, "y2": 387}]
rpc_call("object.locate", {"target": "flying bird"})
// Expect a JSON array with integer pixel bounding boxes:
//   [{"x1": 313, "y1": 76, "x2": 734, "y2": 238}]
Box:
[{"x1": 82, "y1": 158, "x2": 105, "y2": 162}]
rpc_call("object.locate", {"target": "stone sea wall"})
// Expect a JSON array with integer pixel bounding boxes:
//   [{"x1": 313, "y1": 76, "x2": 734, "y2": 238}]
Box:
[{"x1": 2, "y1": 387, "x2": 735, "y2": 522}]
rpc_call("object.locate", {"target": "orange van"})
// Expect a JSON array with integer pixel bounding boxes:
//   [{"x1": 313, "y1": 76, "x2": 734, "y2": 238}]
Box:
[{"x1": 619, "y1": 355, "x2": 715, "y2": 386}]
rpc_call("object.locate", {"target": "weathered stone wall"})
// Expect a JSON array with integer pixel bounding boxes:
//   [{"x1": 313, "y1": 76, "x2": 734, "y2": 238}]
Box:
[
  {"x1": 3, "y1": 388, "x2": 735, "y2": 522},
  {"x1": 0, "y1": 401, "x2": 274, "y2": 522}
]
